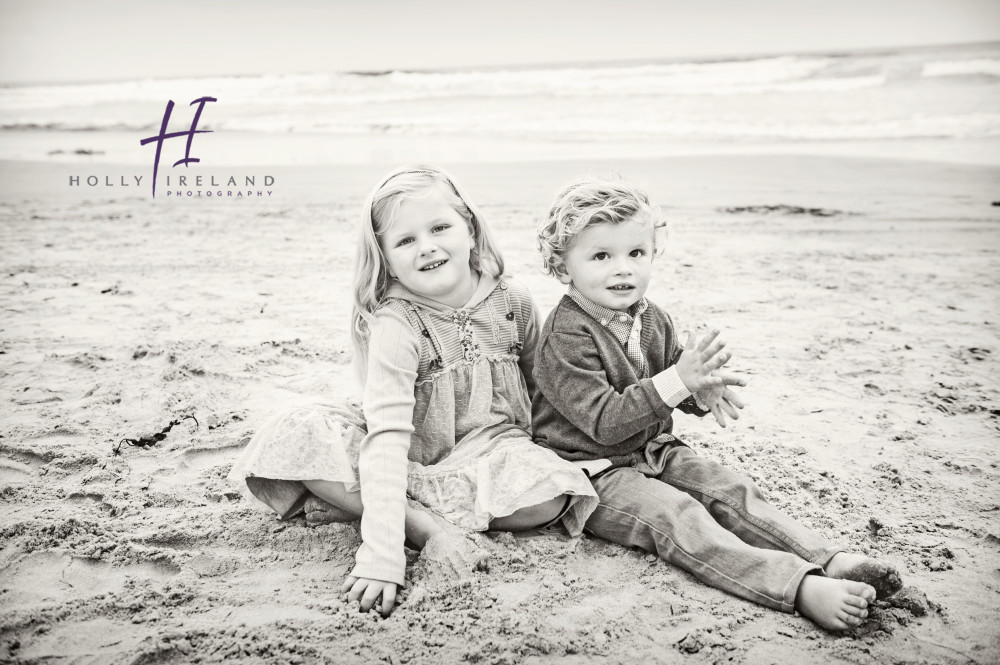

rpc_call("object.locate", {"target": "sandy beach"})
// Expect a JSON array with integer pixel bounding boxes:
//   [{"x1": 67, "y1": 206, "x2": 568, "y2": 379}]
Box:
[{"x1": 2, "y1": 152, "x2": 999, "y2": 664}]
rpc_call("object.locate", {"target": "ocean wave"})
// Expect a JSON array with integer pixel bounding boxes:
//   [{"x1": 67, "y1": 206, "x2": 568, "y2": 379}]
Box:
[
  {"x1": 2, "y1": 44, "x2": 997, "y2": 143},
  {"x1": 922, "y1": 58, "x2": 1000, "y2": 78},
  {"x1": 0, "y1": 54, "x2": 855, "y2": 111},
  {"x1": 1, "y1": 121, "x2": 159, "y2": 131},
  {"x1": 0, "y1": 73, "x2": 332, "y2": 111},
  {"x1": 202, "y1": 111, "x2": 1000, "y2": 141},
  {"x1": 724, "y1": 75, "x2": 886, "y2": 94},
  {"x1": 380, "y1": 56, "x2": 837, "y2": 96},
  {"x1": 5, "y1": 110, "x2": 998, "y2": 142}
]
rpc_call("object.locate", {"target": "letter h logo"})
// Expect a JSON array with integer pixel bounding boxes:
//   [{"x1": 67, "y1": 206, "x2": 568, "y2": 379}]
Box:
[{"x1": 139, "y1": 96, "x2": 217, "y2": 198}]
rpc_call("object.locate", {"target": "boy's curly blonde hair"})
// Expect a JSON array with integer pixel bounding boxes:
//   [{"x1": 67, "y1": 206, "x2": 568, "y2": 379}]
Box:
[{"x1": 536, "y1": 175, "x2": 667, "y2": 277}]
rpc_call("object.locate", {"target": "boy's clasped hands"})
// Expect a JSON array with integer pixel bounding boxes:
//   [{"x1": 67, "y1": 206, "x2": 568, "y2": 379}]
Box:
[{"x1": 675, "y1": 329, "x2": 747, "y2": 428}]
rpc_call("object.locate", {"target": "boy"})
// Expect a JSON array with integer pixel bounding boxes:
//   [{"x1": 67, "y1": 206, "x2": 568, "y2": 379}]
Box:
[{"x1": 532, "y1": 176, "x2": 902, "y2": 631}]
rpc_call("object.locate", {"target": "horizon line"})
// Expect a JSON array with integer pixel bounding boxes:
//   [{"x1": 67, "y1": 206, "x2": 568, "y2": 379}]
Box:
[{"x1": 2, "y1": 38, "x2": 997, "y2": 88}]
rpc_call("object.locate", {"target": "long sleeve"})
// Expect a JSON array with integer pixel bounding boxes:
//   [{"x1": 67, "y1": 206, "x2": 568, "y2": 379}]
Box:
[
  {"x1": 535, "y1": 330, "x2": 675, "y2": 447},
  {"x1": 664, "y1": 312, "x2": 712, "y2": 418},
  {"x1": 651, "y1": 366, "x2": 691, "y2": 408},
  {"x1": 350, "y1": 307, "x2": 420, "y2": 586}
]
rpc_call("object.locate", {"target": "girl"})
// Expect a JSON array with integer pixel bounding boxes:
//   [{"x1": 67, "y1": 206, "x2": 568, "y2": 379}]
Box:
[{"x1": 229, "y1": 166, "x2": 599, "y2": 617}]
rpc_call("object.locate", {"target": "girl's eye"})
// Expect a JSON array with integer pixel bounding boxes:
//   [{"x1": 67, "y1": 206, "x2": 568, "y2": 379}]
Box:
[
  {"x1": 593, "y1": 252, "x2": 609, "y2": 261},
  {"x1": 630, "y1": 249, "x2": 645, "y2": 258},
  {"x1": 432, "y1": 224, "x2": 450, "y2": 233},
  {"x1": 396, "y1": 237, "x2": 414, "y2": 247}
]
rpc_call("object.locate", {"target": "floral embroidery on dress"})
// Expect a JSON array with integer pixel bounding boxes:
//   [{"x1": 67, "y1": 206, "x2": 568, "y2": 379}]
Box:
[{"x1": 452, "y1": 309, "x2": 480, "y2": 361}]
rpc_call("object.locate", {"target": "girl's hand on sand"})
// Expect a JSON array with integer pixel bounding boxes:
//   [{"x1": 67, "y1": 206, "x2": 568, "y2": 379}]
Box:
[
  {"x1": 695, "y1": 372, "x2": 747, "y2": 428},
  {"x1": 343, "y1": 575, "x2": 398, "y2": 617},
  {"x1": 676, "y1": 330, "x2": 731, "y2": 393}
]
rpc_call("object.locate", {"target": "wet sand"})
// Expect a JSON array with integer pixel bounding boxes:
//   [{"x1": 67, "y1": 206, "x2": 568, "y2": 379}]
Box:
[{"x1": 2, "y1": 153, "x2": 999, "y2": 664}]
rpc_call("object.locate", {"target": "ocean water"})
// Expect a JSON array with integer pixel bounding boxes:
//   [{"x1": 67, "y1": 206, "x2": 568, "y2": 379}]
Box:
[{"x1": 1, "y1": 42, "x2": 998, "y2": 165}]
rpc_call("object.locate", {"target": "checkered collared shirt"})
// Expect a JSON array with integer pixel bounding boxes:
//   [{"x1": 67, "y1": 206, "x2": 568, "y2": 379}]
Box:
[{"x1": 568, "y1": 286, "x2": 649, "y2": 376}]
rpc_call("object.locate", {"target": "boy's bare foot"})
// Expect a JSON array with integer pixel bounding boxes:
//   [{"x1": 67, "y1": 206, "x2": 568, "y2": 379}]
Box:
[
  {"x1": 795, "y1": 575, "x2": 875, "y2": 631},
  {"x1": 412, "y1": 527, "x2": 490, "y2": 584},
  {"x1": 304, "y1": 496, "x2": 359, "y2": 525},
  {"x1": 825, "y1": 552, "x2": 903, "y2": 600}
]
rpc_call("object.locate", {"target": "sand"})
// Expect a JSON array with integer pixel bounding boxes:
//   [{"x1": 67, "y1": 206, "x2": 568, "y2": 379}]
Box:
[{"x1": 1, "y1": 153, "x2": 999, "y2": 664}]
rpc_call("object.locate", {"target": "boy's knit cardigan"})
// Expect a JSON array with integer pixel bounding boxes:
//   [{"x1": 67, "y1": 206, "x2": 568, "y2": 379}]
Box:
[{"x1": 532, "y1": 295, "x2": 708, "y2": 468}]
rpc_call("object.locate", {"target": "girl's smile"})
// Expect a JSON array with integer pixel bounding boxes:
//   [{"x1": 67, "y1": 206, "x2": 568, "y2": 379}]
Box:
[
  {"x1": 380, "y1": 188, "x2": 478, "y2": 309},
  {"x1": 419, "y1": 259, "x2": 448, "y2": 271}
]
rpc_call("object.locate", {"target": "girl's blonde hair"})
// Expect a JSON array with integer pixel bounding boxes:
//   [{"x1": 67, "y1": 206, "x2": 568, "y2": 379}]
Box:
[{"x1": 351, "y1": 165, "x2": 505, "y2": 384}]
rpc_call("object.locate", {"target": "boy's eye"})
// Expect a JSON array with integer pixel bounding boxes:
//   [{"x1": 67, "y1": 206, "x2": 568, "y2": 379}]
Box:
[
  {"x1": 593, "y1": 252, "x2": 609, "y2": 261},
  {"x1": 629, "y1": 249, "x2": 645, "y2": 258}
]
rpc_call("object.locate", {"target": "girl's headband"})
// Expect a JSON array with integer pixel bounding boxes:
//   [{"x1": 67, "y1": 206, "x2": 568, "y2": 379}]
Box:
[{"x1": 378, "y1": 167, "x2": 448, "y2": 190}]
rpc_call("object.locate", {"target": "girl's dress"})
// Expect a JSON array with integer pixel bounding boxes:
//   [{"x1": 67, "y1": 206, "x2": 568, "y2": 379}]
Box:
[{"x1": 229, "y1": 274, "x2": 598, "y2": 585}]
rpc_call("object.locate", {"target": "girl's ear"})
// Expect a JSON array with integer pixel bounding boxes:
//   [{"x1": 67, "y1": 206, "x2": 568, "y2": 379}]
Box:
[{"x1": 467, "y1": 221, "x2": 479, "y2": 261}]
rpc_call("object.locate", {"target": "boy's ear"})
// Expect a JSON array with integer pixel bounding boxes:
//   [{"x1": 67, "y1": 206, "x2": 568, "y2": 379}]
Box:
[{"x1": 553, "y1": 263, "x2": 572, "y2": 285}]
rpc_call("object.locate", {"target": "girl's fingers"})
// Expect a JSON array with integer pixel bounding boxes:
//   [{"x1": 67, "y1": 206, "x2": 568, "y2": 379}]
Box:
[
  {"x1": 380, "y1": 585, "x2": 397, "y2": 617},
  {"x1": 360, "y1": 583, "x2": 383, "y2": 613},
  {"x1": 347, "y1": 577, "x2": 366, "y2": 602},
  {"x1": 685, "y1": 332, "x2": 695, "y2": 350},
  {"x1": 341, "y1": 575, "x2": 358, "y2": 594}
]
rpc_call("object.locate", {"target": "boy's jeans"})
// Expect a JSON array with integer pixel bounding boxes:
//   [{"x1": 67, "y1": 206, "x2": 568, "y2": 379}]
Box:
[{"x1": 584, "y1": 440, "x2": 842, "y2": 613}]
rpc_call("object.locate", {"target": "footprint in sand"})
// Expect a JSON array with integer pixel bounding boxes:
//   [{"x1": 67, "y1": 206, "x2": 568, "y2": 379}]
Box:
[
  {"x1": 142, "y1": 442, "x2": 245, "y2": 492},
  {"x1": 187, "y1": 553, "x2": 239, "y2": 578},
  {"x1": 0, "y1": 551, "x2": 180, "y2": 610},
  {"x1": 0, "y1": 447, "x2": 49, "y2": 484},
  {"x1": 547, "y1": 585, "x2": 644, "y2": 630},
  {"x1": 12, "y1": 617, "x2": 146, "y2": 663}
]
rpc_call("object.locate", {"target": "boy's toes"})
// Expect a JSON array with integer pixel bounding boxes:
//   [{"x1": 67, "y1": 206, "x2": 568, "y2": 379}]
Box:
[
  {"x1": 844, "y1": 594, "x2": 869, "y2": 609},
  {"x1": 839, "y1": 611, "x2": 864, "y2": 627},
  {"x1": 845, "y1": 581, "x2": 877, "y2": 604},
  {"x1": 843, "y1": 603, "x2": 867, "y2": 618},
  {"x1": 833, "y1": 558, "x2": 903, "y2": 600}
]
